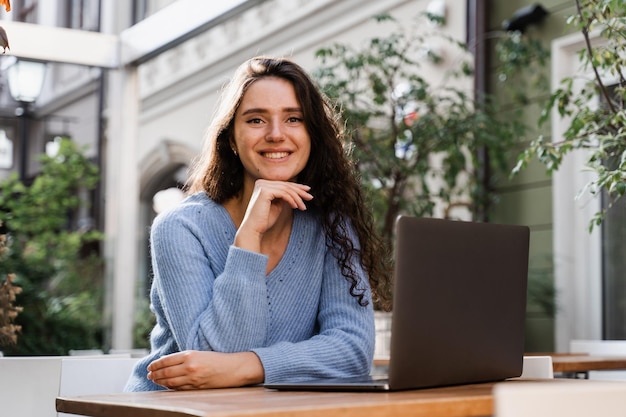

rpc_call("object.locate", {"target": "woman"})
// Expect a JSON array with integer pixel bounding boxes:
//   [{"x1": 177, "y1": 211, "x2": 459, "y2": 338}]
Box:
[{"x1": 125, "y1": 56, "x2": 391, "y2": 391}]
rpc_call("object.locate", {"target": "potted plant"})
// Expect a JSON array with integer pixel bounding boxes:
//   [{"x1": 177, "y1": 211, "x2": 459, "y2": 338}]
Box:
[
  {"x1": 0, "y1": 226, "x2": 22, "y2": 353},
  {"x1": 314, "y1": 13, "x2": 525, "y2": 248}
]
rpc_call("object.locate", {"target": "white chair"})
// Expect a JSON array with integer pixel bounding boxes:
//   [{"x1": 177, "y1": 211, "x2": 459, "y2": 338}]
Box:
[
  {"x1": 570, "y1": 339, "x2": 626, "y2": 380},
  {"x1": 68, "y1": 348, "x2": 104, "y2": 356},
  {"x1": 494, "y1": 381, "x2": 626, "y2": 417},
  {"x1": 519, "y1": 356, "x2": 554, "y2": 379},
  {"x1": 109, "y1": 348, "x2": 149, "y2": 358},
  {"x1": 570, "y1": 339, "x2": 626, "y2": 355},
  {"x1": 0, "y1": 355, "x2": 140, "y2": 417}
]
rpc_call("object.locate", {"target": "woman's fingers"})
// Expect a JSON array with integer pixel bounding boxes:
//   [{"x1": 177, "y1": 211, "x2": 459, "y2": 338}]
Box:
[
  {"x1": 147, "y1": 351, "x2": 185, "y2": 373},
  {"x1": 150, "y1": 375, "x2": 184, "y2": 389},
  {"x1": 147, "y1": 351, "x2": 202, "y2": 388},
  {"x1": 234, "y1": 180, "x2": 313, "y2": 251},
  {"x1": 272, "y1": 183, "x2": 313, "y2": 210},
  {"x1": 245, "y1": 180, "x2": 312, "y2": 226},
  {"x1": 147, "y1": 351, "x2": 197, "y2": 387},
  {"x1": 146, "y1": 350, "x2": 264, "y2": 390},
  {"x1": 256, "y1": 180, "x2": 312, "y2": 210}
]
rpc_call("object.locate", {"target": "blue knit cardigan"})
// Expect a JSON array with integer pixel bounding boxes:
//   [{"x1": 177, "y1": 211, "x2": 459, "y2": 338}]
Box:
[{"x1": 124, "y1": 192, "x2": 375, "y2": 391}]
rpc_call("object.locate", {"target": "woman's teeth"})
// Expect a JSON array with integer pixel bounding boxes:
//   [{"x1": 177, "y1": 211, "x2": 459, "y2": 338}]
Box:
[{"x1": 263, "y1": 152, "x2": 289, "y2": 159}]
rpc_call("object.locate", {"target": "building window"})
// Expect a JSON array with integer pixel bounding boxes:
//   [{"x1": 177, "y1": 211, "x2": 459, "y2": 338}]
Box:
[
  {"x1": 0, "y1": 129, "x2": 14, "y2": 169},
  {"x1": 602, "y1": 191, "x2": 626, "y2": 339},
  {"x1": 65, "y1": 0, "x2": 99, "y2": 31},
  {"x1": 132, "y1": 0, "x2": 147, "y2": 24},
  {"x1": 132, "y1": 0, "x2": 177, "y2": 24},
  {"x1": 601, "y1": 83, "x2": 626, "y2": 339},
  {"x1": 551, "y1": 33, "x2": 604, "y2": 352},
  {"x1": 14, "y1": 0, "x2": 37, "y2": 23}
]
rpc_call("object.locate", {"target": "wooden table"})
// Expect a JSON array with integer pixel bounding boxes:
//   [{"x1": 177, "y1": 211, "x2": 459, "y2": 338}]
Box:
[
  {"x1": 374, "y1": 355, "x2": 626, "y2": 379},
  {"x1": 56, "y1": 379, "x2": 581, "y2": 417},
  {"x1": 549, "y1": 355, "x2": 626, "y2": 377}
]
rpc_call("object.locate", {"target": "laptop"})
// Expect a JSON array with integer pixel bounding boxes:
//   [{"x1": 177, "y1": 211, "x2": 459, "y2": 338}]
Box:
[{"x1": 264, "y1": 215, "x2": 530, "y2": 391}]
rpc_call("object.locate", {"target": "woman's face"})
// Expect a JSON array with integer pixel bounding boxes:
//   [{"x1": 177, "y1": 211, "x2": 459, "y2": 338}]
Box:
[{"x1": 232, "y1": 76, "x2": 311, "y2": 188}]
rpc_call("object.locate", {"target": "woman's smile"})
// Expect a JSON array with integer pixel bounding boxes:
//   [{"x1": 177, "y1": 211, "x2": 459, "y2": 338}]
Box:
[{"x1": 262, "y1": 151, "x2": 291, "y2": 160}]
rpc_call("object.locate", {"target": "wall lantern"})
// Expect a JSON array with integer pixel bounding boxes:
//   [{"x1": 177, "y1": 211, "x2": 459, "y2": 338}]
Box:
[
  {"x1": 6, "y1": 58, "x2": 47, "y2": 105},
  {"x1": 4, "y1": 57, "x2": 47, "y2": 180},
  {"x1": 502, "y1": 3, "x2": 549, "y2": 33}
]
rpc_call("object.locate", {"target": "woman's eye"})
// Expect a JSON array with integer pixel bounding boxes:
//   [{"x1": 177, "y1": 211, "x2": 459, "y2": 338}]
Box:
[
  {"x1": 288, "y1": 117, "x2": 303, "y2": 123},
  {"x1": 247, "y1": 118, "x2": 263, "y2": 124}
]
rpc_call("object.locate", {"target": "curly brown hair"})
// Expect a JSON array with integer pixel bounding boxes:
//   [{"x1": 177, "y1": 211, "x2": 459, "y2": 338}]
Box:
[{"x1": 187, "y1": 56, "x2": 391, "y2": 310}]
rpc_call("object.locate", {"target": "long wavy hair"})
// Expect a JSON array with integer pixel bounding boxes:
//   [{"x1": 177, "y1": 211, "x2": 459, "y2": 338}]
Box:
[{"x1": 187, "y1": 56, "x2": 391, "y2": 310}]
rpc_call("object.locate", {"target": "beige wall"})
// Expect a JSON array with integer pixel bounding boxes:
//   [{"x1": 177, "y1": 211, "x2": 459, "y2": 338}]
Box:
[
  {"x1": 108, "y1": 0, "x2": 470, "y2": 348},
  {"x1": 136, "y1": 0, "x2": 470, "y2": 168}
]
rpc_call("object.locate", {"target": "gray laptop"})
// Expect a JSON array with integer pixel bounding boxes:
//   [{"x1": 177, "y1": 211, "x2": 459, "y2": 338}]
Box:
[{"x1": 264, "y1": 215, "x2": 530, "y2": 391}]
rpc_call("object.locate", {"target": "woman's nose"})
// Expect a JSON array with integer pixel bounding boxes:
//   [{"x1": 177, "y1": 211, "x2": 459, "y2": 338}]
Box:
[{"x1": 265, "y1": 121, "x2": 285, "y2": 142}]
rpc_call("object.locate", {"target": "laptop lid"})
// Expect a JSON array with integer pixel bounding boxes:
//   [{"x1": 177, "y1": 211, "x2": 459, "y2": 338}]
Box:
[
  {"x1": 387, "y1": 216, "x2": 529, "y2": 390},
  {"x1": 265, "y1": 216, "x2": 529, "y2": 391}
]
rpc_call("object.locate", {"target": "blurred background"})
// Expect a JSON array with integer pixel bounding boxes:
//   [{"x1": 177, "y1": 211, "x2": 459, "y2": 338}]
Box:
[{"x1": 0, "y1": 0, "x2": 623, "y2": 359}]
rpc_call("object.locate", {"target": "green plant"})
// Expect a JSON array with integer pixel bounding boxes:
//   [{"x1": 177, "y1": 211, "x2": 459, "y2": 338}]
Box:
[
  {"x1": 0, "y1": 224, "x2": 22, "y2": 348},
  {"x1": 494, "y1": 30, "x2": 550, "y2": 107},
  {"x1": 314, "y1": 13, "x2": 526, "y2": 244},
  {"x1": 0, "y1": 273, "x2": 22, "y2": 348},
  {"x1": 525, "y1": 254, "x2": 557, "y2": 318},
  {"x1": 513, "y1": 0, "x2": 626, "y2": 230},
  {"x1": 0, "y1": 138, "x2": 104, "y2": 355},
  {"x1": 133, "y1": 296, "x2": 154, "y2": 349}
]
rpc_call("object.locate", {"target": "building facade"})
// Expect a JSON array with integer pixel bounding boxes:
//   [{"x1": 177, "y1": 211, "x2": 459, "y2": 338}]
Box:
[
  {"x1": 124, "y1": 0, "x2": 471, "y2": 350},
  {"x1": 0, "y1": 0, "x2": 620, "y2": 354}
]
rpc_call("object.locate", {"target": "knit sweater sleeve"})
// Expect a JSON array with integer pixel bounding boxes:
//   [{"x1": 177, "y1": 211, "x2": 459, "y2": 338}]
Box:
[
  {"x1": 252, "y1": 227, "x2": 376, "y2": 382},
  {"x1": 150, "y1": 206, "x2": 270, "y2": 352}
]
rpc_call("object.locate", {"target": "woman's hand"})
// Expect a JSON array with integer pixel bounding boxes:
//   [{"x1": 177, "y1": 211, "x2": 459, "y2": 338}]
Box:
[
  {"x1": 235, "y1": 179, "x2": 313, "y2": 252},
  {"x1": 146, "y1": 350, "x2": 265, "y2": 390}
]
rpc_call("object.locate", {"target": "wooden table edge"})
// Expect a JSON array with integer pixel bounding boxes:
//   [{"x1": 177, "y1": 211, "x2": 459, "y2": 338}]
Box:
[
  {"x1": 56, "y1": 396, "x2": 205, "y2": 417},
  {"x1": 57, "y1": 396, "x2": 493, "y2": 417},
  {"x1": 56, "y1": 386, "x2": 495, "y2": 417}
]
